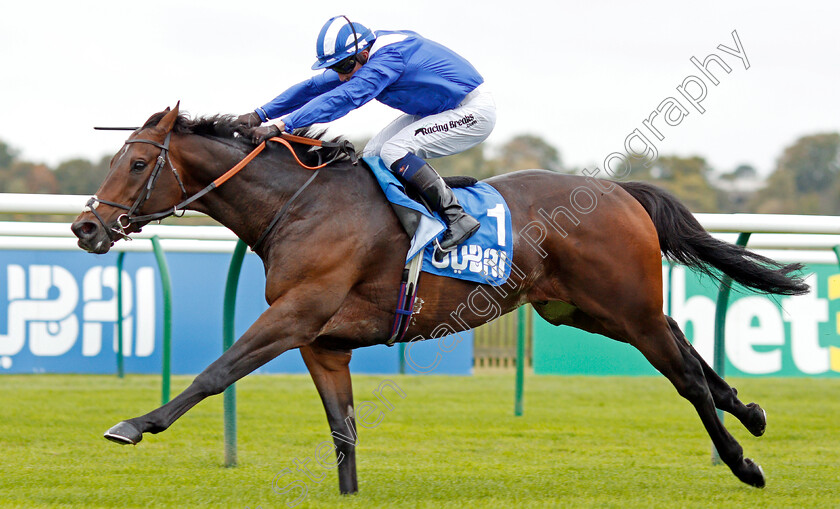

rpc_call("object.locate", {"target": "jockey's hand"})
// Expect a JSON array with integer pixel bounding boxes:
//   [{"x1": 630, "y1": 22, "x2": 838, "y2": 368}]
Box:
[
  {"x1": 235, "y1": 112, "x2": 262, "y2": 128},
  {"x1": 251, "y1": 125, "x2": 281, "y2": 145}
]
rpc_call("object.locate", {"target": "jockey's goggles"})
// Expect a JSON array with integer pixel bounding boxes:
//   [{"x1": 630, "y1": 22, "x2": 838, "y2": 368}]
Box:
[{"x1": 329, "y1": 54, "x2": 358, "y2": 75}]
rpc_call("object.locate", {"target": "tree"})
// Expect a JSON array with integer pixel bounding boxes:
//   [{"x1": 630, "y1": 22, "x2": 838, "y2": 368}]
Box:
[
  {"x1": 749, "y1": 168, "x2": 797, "y2": 214},
  {"x1": 54, "y1": 156, "x2": 111, "y2": 195},
  {"x1": 496, "y1": 134, "x2": 563, "y2": 173},
  {"x1": 432, "y1": 134, "x2": 564, "y2": 180},
  {"x1": 732, "y1": 164, "x2": 758, "y2": 180},
  {"x1": 0, "y1": 140, "x2": 17, "y2": 169},
  {"x1": 749, "y1": 132, "x2": 840, "y2": 214},
  {"x1": 781, "y1": 133, "x2": 840, "y2": 193},
  {"x1": 714, "y1": 164, "x2": 763, "y2": 213},
  {"x1": 432, "y1": 144, "x2": 497, "y2": 179},
  {"x1": 628, "y1": 155, "x2": 720, "y2": 212},
  {"x1": 0, "y1": 161, "x2": 58, "y2": 194}
]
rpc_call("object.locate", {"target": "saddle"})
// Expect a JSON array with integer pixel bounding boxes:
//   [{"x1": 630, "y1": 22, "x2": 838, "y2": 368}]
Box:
[{"x1": 390, "y1": 172, "x2": 478, "y2": 238}]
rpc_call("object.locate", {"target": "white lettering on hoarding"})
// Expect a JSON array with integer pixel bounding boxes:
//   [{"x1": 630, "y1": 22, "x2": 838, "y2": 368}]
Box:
[
  {"x1": 726, "y1": 297, "x2": 784, "y2": 374},
  {"x1": 782, "y1": 275, "x2": 830, "y2": 375},
  {"x1": 669, "y1": 266, "x2": 716, "y2": 362},
  {"x1": 0, "y1": 265, "x2": 78, "y2": 357},
  {"x1": 0, "y1": 264, "x2": 156, "y2": 370},
  {"x1": 83, "y1": 266, "x2": 132, "y2": 357},
  {"x1": 667, "y1": 267, "x2": 835, "y2": 376}
]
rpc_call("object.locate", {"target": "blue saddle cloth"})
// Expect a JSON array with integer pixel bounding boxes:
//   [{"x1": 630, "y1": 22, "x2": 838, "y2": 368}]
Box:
[{"x1": 363, "y1": 156, "x2": 513, "y2": 286}]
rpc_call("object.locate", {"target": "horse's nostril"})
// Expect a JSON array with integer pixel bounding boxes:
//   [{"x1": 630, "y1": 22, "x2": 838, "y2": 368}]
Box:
[{"x1": 72, "y1": 220, "x2": 98, "y2": 239}]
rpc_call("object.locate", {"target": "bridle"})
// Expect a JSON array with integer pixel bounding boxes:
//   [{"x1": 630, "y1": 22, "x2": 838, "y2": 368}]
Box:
[
  {"x1": 85, "y1": 127, "x2": 357, "y2": 251},
  {"x1": 85, "y1": 131, "x2": 188, "y2": 240}
]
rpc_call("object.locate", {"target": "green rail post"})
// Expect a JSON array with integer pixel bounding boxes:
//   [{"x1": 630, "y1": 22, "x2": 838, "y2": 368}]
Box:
[
  {"x1": 666, "y1": 262, "x2": 674, "y2": 317},
  {"x1": 711, "y1": 231, "x2": 751, "y2": 464},
  {"x1": 150, "y1": 236, "x2": 173, "y2": 406},
  {"x1": 514, "y1": 304, "x2": 526, "y2": 416},
  {"x1": 116, "y1": 252, "x2": 126, "y2": 378},
  {"x1": 222, "y1": 239, "x2": 247, "y2": 467},
  {"x1": 832, "y1": 246, "x2": 840, "y2": 267},
  {"x1": 398, "y1": 343, "x2": 406, "y2": 374}
]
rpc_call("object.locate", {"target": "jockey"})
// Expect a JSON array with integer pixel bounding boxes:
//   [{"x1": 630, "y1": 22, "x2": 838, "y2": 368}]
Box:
[{"x1": 237, "y1": 15, "x2": 496, "y2": 254}]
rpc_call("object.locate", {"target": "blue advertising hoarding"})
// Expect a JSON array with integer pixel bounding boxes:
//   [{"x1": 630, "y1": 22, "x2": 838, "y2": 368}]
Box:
[{"x1": 0, "y1": 248, "x2": 472, "y2": 375}]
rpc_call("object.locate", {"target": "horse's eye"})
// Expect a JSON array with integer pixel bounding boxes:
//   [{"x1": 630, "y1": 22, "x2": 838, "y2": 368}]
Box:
[{"x1": 131, "y1": 161, "x2": 147, "y2": 173}]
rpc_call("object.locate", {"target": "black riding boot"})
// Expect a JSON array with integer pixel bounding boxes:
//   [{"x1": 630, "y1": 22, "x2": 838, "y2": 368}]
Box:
[{"x1": 407, "y1": 163, "x2": 480, "y2": 252}]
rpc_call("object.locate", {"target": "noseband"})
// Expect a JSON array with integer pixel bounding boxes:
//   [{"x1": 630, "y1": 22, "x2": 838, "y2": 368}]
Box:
[{"x1": 85, "y1": 131, "x2": 188, "y2": 240}]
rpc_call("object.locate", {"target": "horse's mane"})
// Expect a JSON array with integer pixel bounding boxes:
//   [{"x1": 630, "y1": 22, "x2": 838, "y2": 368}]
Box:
[{"x1": 142, "y1": 111, "x2": 350, "y2": 166}]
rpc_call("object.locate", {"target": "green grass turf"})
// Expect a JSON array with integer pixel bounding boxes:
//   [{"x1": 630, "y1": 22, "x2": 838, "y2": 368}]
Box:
[{"x1": 0, "y1": 374, "x2": 837, "y2": 508}]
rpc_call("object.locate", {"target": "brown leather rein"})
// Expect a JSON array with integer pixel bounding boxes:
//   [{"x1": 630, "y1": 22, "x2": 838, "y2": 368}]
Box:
[
  {"x1": 85, "y1": 130, "x2": 357, "y2": 251},
  {"x1": 219, "y1": 133, "x2": 355, "y2": 183}
]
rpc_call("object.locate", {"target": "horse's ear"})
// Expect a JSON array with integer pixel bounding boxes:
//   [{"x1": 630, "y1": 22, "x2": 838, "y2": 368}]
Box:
[{"x1": 157, "y1": 101, "x2": 180, "y2": 133}]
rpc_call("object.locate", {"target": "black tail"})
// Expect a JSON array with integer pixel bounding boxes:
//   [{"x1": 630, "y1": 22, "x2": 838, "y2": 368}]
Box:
[{"x1": 617, "y1": 181, "x2": 810, "y2": 296}]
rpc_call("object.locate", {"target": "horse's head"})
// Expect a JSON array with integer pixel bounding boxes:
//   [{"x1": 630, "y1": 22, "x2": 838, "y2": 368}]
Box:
[{"x1": 72, "y1": 103, "x2": 187, "y2": 254}]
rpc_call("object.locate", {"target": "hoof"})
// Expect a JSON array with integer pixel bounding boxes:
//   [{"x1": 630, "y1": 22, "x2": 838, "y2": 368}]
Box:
[
  {"x1": 104, "y1": 421, "x2": 143, "y2": 445},
  {"x1": 744, "y1": 403, "x2": 767, "y2": 437},
  {"x1": 734, "y1": 458, "x2": 766, "y2": 488}
]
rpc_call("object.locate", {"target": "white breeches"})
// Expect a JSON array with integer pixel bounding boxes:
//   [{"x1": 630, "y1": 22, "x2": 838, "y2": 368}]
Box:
[{"x1": 362, "y1": 85, "x2": 496, "y2": 168}]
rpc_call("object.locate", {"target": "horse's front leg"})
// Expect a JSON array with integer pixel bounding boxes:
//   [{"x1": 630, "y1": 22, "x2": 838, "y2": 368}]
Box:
[
  {"x1": 300, "y1": 345, "x2": 358, "y2": 495},
  {"x1": 103, "y1": 292, "x2": 328, "y2": 444}
]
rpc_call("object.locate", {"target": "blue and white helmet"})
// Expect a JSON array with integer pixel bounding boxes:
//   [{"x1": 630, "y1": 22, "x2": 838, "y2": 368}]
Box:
[{"x1": 312, "y1": 16, "x2": 375, "y2": 70}]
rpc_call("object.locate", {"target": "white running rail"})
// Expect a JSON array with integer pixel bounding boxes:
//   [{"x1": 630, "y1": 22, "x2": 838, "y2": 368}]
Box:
[{"x1": 1, "y1": 194, "x2": 839, "y2": 261}]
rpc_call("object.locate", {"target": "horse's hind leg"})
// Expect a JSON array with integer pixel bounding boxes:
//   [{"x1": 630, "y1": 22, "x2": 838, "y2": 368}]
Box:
[
  {"x1": 300, "y1": 345, "x2": 358, "y2": 495},
  {"x1": 628, "y1": 315, "x2": 766, "y2": 488},
  {"x1": 665, "y1": 316, "x2": 767, "y2": 437}
]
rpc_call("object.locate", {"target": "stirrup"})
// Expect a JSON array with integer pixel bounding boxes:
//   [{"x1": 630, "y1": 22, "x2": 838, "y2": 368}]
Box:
[{"x1": 433, "y1": 238, "x2": 456, "y2": 263}]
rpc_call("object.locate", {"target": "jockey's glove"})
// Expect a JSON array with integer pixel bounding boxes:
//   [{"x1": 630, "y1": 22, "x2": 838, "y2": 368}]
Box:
[
  {"x1": 235, "y1": 112, "x2": 262, "y2": 128},
  {"x1": 251, "y1": 125, "x2": 281, "y2": 145}
]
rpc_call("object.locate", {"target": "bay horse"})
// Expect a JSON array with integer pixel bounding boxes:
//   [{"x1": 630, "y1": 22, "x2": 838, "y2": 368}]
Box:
[{"x1": 72, "y1": 104, "x2": 808, "y2": 493}]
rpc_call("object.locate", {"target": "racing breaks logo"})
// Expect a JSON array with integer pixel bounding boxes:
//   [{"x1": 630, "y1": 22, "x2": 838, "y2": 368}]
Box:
[{"x1": 414, "y1": 114, "x2": 477, "y2": 136}]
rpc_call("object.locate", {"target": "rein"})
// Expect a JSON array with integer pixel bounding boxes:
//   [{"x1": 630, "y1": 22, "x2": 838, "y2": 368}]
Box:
[{"x1": 85, "y1": 131, "x2": 357, "y2": 250}]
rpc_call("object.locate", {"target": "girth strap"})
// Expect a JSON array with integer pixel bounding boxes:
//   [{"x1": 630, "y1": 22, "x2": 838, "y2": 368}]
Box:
[
  {"x1": 251, "y1": 168, "x2": 321, "y2": 253},
  {"x1": 387, "y1": 250, "x2": 424, "y2": 346}
]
